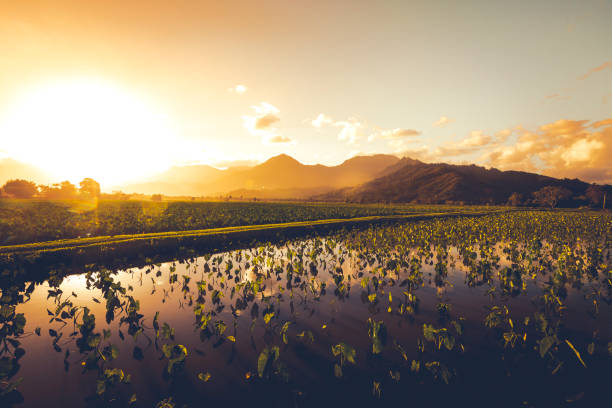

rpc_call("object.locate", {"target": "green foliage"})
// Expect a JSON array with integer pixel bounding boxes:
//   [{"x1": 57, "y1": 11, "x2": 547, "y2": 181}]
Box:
[{"x1": 367, "y1": 318, "x2": 387, "y2": 354}]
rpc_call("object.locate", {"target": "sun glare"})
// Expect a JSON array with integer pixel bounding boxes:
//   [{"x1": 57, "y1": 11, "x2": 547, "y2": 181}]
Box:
[{"x1": 0, "y1": 78, "x2": 176, "y2": 188}]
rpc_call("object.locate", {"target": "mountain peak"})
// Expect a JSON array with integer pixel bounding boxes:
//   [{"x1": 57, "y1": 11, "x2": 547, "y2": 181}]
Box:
[{"x1": 262, "y1": 154, "x2": 301, "y2": 166}]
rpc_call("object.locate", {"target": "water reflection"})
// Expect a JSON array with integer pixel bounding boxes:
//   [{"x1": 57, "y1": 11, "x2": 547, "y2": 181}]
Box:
[{"x1": 1, "y1": 232, "x2": 611, "y2": 407}]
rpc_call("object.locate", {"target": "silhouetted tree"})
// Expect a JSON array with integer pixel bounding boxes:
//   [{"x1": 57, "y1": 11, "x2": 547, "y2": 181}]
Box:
[
  {"x1": 532, "y1": 186, "x2": 572, "y2": 208},
  {"x1": 2, "y1": 179, "x2": 38, "y2": 198},
  {"x1": 507, "y1": 192, "x2": 524, "y2": 207},
  {"x1": 40, "y1": 181, "x2": 78, "y2": 199},
  {"x1": 79, "y1": 178, "x2": 101, "y2": 199}
]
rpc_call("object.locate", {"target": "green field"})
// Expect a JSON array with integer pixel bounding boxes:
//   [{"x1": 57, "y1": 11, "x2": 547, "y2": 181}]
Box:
[{"x1": 0, "y1": 198, "x2": 502, "y2": 246}]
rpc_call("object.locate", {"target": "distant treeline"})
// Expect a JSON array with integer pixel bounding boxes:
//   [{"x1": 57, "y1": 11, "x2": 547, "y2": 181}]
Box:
[{"x1": 0, "y1": 178, "x2": 101, "y2": 200}]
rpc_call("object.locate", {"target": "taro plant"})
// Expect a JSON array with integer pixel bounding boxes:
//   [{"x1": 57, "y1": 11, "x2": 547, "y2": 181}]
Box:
[{"x1": 331, "y1": 342, "x2": 357, "y2": 378}]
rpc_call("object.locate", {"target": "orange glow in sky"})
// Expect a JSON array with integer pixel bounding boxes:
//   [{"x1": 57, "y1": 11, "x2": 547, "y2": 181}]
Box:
[{"x1": 0, "y1": 78, "x2": 176, "y2": 186}]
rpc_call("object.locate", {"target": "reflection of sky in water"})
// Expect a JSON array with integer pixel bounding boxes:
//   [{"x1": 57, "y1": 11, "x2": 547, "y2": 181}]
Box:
[{"x1": 7, "y1": 239, "x2": 612, "y2": 407}]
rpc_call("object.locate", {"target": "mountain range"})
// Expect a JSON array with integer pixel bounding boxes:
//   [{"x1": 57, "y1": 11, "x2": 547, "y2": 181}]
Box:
[
  {"x1": 317, "y1": 158, "x2": 606, "y2": 204},
  {"x1": 2, "y1": 155, "x2": 609, "y2": 204},
  {"x1": 121, "y1": 154, "x2": 401, "y2": 198}
]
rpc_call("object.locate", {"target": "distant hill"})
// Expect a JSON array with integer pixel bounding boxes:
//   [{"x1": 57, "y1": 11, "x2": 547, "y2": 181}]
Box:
[
  {"x1": 120, "y1": 164, "x2": 227, "y2": 196},
  {"x1": 120, "y1": 154, "x2": 400, "y2": 197},
  {"x1": 317, "y1": 160, "x2": 608, "y2": 205}
]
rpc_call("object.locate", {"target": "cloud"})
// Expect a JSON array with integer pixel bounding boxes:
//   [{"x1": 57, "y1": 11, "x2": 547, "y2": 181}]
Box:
[
  {"x1": 484, "y1": 118, "x2": 612, "y2": 183},
  {"x1": 495, "y1": 129, "x2": 513, "y2": 142},
  {"x1": 431, "y1": 130, "x2": 494, "y2": 157},
  {"x1": 228, "y1": 84, "x2": 248, "y2": 94},
  {"x1": 334, "y1": 118, "x2": 364, "y2": 144},
  {"x1": 254, "y1": 113, "x2": 280, "y2": 129},
  {"x1": 578, "y1": 61, "x2": 612, "y2": 80},
  {"x1": 393, "y1": 118, "x2": 612, "y2": 183},
  {"x1": 242, "y1": 102, "x2": 291, "y2": 143},
  {"x1": 591, "y1": 119, "x2": 612, "y2": 128},
  {"x1": 459, "y1": 130, "x2": 491, "y2": 147},
  {"x1": 367, "y1": 128, "x2": 420, "y2": 142},
  {"x1": 433, "y1": 116, "x2": 453, "y2": 127},
  {"x1": 311, "y1": 113, "x2": 334, "y2": 128},
  {"x1": 396, "y1": 145, "x2": 436, "y2": 161},
  {"x1": 309, "y1": 113, "x2": 364, "y2": 144},
  {"x1": 266, "y1": 135, "x2": 293, "y2": 144},
  {"x1": 310, "y1": 113, "x2": 419, "y2": 146}
]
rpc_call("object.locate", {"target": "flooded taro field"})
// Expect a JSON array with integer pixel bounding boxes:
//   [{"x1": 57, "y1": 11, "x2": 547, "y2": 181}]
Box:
[{"x1": 1, "y1": 211, "x2": 612, "y2": 407}]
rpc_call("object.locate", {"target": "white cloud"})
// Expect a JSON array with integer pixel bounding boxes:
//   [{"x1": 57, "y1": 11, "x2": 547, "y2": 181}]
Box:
[
  {"x1": 311, "y1": 113, "x2": 334, "y2": 128},
  {"x1": 242, "y1": 102, "x2": 291, "y2": 143},
  {"x1": 228, "y1": 84, "x2": 248, "y2": 94},
  {"x1": 433, "y1": 116, "x2": 453, "y2": 127},
  {"x1": 334, "y1": 118, "x2": 364, "y2": 144},
  {"x1": 367, "y1": 128, "x2": 420, "y2": 142}
]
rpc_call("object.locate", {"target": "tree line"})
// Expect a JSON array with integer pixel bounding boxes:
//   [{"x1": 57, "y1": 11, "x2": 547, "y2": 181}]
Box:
[
  {"x1": 0, "y1": 178, "x2": 101, "y2": 200},
  {"x1": 507, "y1": 185, "x2": 607, "y2": 209}
]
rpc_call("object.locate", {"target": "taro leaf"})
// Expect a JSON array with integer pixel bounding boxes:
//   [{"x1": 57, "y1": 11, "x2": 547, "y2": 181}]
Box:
[
  {"x1": 263, "y1": 312, "x2": 274, "y2": 325},
  {"x1": 197, "y1": 372, "x2": 212, "y2": 382},
  {"x1": 280, "y1": 322, "x2": 290, "y2": 344},
  {"x1": 344, "y1": 344, "x2": 357, "y2": 364},
  {"x1": 334, "y1": 363, "x2": 342, "y2": 378},
  {"x1": 214, "y1": 321, "x2": 227, "y2": 335},
  {"x1": 450, "y1": 320, "x2": 463, "y2": 336},
  {"x1": 87, "y1": 334, "x2": 101, "y2": 348},
  {"x1": 257, "y1": 346, "x2": 279, "y2": 378},
  {"x1": 257, "y1": 348, "x2": 270, "y2": 378},
  {"x1": 443, "y1": 335, "x2": 455, "y2": 351},
  {"x1": 133, "y1": 346, "x2": 144, "y2": 361},
  {"x1": 0, "y1": 357, "x2": 15, "y2": 377},
  {"x1": 565, "y1": 340, "x2": 587, "y2": 368},
  {"x1": 368, "y1": 319, "x2": 387, "y2": 354},
  {"x1": 109, "y1": 345, "x2": 119, "y2": 360},
  {"x1": 423, "y1": 324, "x2": 436, "y2": 342},
  {"x1": 539, "y1": 336, "x2": 555, "y2": 358},
  {"x1": 587, "y1": 342, "x2": 595, "y2": 355},
  {"x1": 14, "y1": 348, "x2": 25, "y2": 360},
  {"x1": 297, "y1": 330, "x2": 314, "y2": 344},
  {"x1": 96, "y1": 380, "x2": 106, "y2": 396}
]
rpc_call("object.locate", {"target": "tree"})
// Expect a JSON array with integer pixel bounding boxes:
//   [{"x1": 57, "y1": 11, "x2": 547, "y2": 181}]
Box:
[
  {"x1": 79, "y1": 178, "x2": 101, "y2": 199},
  {"x1": 40, "y1": 181, "x2": 78, "y2": 199},
  {"x1": 507, "y1": 192, "x2": 524, "y2": 207},
  {"x1": 532, "y1": 186, "x2": 572, "y2": 208},
  {"x1": 151, "y1": 194, "x2": 163, "y2": 201},
  {"x1": 1, "y1": 179, "x2": 38, "y2": 198}
]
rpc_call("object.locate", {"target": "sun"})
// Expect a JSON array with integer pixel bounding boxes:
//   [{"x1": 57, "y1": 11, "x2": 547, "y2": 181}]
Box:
[{"x1": 0, "y1": 78, "x2": 176, "y2": 188}]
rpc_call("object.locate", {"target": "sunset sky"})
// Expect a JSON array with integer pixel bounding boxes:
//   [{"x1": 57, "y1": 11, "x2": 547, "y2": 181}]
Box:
[{"x1": 0, "y1": 0, "x2": 611, "y2": 187}]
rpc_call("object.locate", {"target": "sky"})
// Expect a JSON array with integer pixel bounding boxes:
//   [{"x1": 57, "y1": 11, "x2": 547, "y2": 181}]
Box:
[{"x1": 0, "y1": 0, "x2": 611, "y2": 187}]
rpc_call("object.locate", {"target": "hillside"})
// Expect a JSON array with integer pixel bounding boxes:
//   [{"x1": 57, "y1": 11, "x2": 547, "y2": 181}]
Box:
[
  {"x1": 317, "y1": 160, "x2": 607, "y2": 205},
  {"x1": 120, "y1": 154, "x2": 400, "y2": 197}
]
